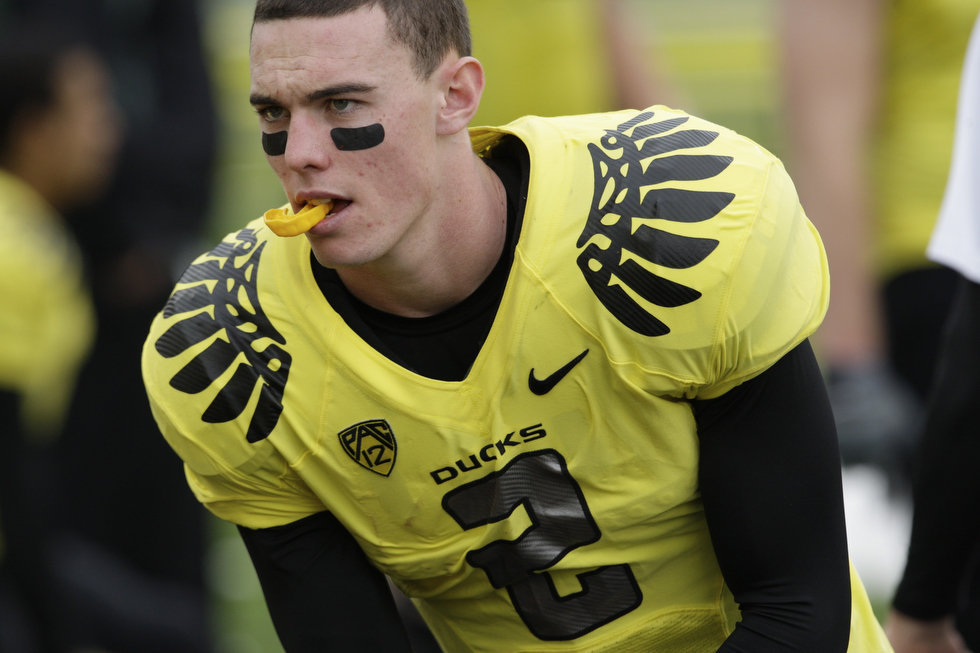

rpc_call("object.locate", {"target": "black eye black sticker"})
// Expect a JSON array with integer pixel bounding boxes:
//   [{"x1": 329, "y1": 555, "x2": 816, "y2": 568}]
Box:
[
  {"x1": 261, "y1": 124, "x2": 385, "y2": 156},
  {"x1": 262, "y1": 131, "x2": 288, "y2": 156},
  {"x1": 576, "y1": 110, "x2": 733, "y2": 337},
  {"x1": 331, "y1": 123, "x2": 385, "y2": 150}
]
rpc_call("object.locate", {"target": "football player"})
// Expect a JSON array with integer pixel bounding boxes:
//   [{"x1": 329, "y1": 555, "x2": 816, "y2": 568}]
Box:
[{"x1": 143, "y1": 1, "x2": 892, "y2": 650}]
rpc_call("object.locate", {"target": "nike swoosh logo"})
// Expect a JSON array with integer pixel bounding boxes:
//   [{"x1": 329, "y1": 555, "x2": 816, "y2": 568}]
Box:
[{"x1": 528, "y1": 350, "x2": 589, "y2": 396}]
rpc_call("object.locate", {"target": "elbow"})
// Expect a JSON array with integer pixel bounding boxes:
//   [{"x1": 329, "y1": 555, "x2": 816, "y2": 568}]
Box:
[{"x1": 735, "y1": 586, "x2": 852, "y2": 651}]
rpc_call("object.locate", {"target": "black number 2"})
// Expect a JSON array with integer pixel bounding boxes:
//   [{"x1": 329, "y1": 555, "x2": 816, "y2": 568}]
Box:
[{"x1": 442, "y1": 449, "x2": 642, "y2": 640}]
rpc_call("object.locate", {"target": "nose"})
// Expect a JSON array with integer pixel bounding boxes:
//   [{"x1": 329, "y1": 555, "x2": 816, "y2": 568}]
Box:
[{"x1": 282, "y1": 113, "x2": 333, "y2": 172}]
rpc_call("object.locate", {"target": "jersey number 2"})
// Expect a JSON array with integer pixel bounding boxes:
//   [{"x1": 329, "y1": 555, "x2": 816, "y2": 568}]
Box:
[{"x1": 442, "y1": 449, "x2": 642, "y2": 640}]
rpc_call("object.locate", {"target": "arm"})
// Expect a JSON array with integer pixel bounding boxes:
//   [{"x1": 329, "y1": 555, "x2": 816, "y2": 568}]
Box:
[
  {"x1": 694, "y1": 340, "x2": 851, "y2": 651},
  {"x1": 238, "y1": 511, "x2": 414, "y2": 653},
  {"x1": 777, "y1": 0, "x2": 885, "y2": 369},
  {"x1": 595, "y1": 0, "x2": 683, "y2": 110},
  {"x1": 886, "y1": 275, "x2": 980, "y2": 653}
]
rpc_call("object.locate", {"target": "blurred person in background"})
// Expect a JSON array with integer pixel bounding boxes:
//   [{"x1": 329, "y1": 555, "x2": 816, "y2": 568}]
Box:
[
  {"x1": 468, "y1": 0, "x2": 676, "y2": 127},
  {"x1": 779, "y1": 0, "x2": 980, "y2": 488},
  {"x1": 1, "y1": 0, "x2": 220, "y2": 650},
  {"x1": 886, "y1": 12, "x2": 980, "y2": 653},
  {"x1": 0, "y1": 21, "x2": 120, "y2": 652}
]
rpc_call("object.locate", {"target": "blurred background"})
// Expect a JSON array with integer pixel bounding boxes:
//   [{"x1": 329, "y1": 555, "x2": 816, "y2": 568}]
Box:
[{"x1": 2, "y1": 0, "x2": 975, "y2": 650}]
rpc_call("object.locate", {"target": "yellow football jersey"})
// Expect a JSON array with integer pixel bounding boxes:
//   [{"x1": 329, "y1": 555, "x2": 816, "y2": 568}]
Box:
[
  {"x1": 468, "y1": 0, "x2": 614, "y2": 126},
  {"x1": 143, "y1": 108, "x2": 889, "y2": 651}
]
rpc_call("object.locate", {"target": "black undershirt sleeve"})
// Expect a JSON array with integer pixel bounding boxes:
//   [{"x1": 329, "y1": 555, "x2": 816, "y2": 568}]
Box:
[
  {"x1": 694, "y1": 340, "x2": 852, "y2": 652},
  {"x1": 892, "y1": 274, "x2": 980, "y2": 620},
  {"x1": 237, "y1": 511, "x2": 413, "y2": 653}
]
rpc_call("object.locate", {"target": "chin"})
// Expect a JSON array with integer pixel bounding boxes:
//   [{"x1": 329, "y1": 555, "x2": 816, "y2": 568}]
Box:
[{"x1": 309, "y1": 245, "x2": 373, "y2": 271}]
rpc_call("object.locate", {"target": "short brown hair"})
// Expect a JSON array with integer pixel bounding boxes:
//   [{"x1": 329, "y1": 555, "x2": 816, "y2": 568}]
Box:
[{"x1": 253, "y1": 0, "x2": 471, "y2": 79}]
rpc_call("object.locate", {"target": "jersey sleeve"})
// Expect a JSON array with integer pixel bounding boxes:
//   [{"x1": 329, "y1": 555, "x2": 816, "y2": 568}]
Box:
[
  {"x1": 141, "y1": 222, "x2": 325, "y2": 529},
  {"x1": 696, "y1": 152, "x2": 830, "y2": 399},
  {"x1": 508, "y1": 107, "x2": 830, "y2": 401},
  {"x1": 142, "y1": 372, "x2": 324, "y2": 529},
  {"x1": 600, "y1": 118, "x2": 830, "y2": 400}
]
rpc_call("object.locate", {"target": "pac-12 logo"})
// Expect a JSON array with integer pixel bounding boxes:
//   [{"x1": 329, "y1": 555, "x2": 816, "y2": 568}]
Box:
[{"x1": 339, "y1": 419, "x2": 397, "y2": 476}]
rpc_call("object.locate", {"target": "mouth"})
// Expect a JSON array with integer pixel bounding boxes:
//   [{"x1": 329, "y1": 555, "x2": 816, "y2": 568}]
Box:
[
  {"x1": 263, "y1": 197, "x2": 349, "y2": 237},
  {"x1": 307, "y1": 198, "x2": 334, "y2": 211},
  {"x1": 307, "y1": 197, "x2": 352, "y2": 215}
]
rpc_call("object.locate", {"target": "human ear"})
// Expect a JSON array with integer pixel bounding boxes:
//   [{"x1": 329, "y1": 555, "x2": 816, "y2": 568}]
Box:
[{"x1": 436, "y1": 56, "x2": 484, "y2": 135}]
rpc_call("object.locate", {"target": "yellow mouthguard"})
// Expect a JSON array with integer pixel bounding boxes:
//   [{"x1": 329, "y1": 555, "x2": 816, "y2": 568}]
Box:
[{"x1": 263, "y1": 201, "x2": 334, "y2": 237}]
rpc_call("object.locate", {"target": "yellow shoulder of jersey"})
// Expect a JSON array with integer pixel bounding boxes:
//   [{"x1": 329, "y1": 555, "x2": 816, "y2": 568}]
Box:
[
  {"x1": 476, "y1": 106, "x2": 829, "y2": 400},
  {"x1": 142, "y1": 216, "x2": 324, "y2": 527}
]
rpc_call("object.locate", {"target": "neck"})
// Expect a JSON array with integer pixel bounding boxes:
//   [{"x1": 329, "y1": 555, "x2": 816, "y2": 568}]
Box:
[{"x1": 336, "y1": 151, "x2": 508, "y2": 318}]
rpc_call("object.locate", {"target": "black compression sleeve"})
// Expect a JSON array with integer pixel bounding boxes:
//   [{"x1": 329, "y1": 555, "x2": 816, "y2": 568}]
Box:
[
  {"x1": 892, "y1": 274, "x2": 980, "y2": 619},
  {"x1": 238, "y1": 511, "x2": 413, "y2": 653},
  {"x1": 693, "y1": 340, "x2": 851, "y2": 652}
]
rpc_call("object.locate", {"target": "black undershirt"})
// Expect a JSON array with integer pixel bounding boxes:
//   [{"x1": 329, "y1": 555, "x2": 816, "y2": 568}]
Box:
[{"x1": 240, "y1": 139, "x2": 852, "y2": 651}]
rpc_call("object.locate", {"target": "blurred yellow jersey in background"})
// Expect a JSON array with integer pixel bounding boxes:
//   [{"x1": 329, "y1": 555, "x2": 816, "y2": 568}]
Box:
[
  {"x1": 873, "y1": 0, "x2": 980, "y2": 278},
  {"x1": 469, "y1": 0, "x2": 621, "y2": 125}
]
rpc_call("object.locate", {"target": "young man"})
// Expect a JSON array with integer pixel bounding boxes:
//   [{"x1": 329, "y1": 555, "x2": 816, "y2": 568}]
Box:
[{"x1": 142, "y1": 1, "x2": 892, "y2": 650}]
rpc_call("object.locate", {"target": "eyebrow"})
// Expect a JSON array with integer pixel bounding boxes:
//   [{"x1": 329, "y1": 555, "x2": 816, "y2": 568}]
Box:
[{"x1": 249, "y1": 83, "x2": 377, "y2": 107}]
